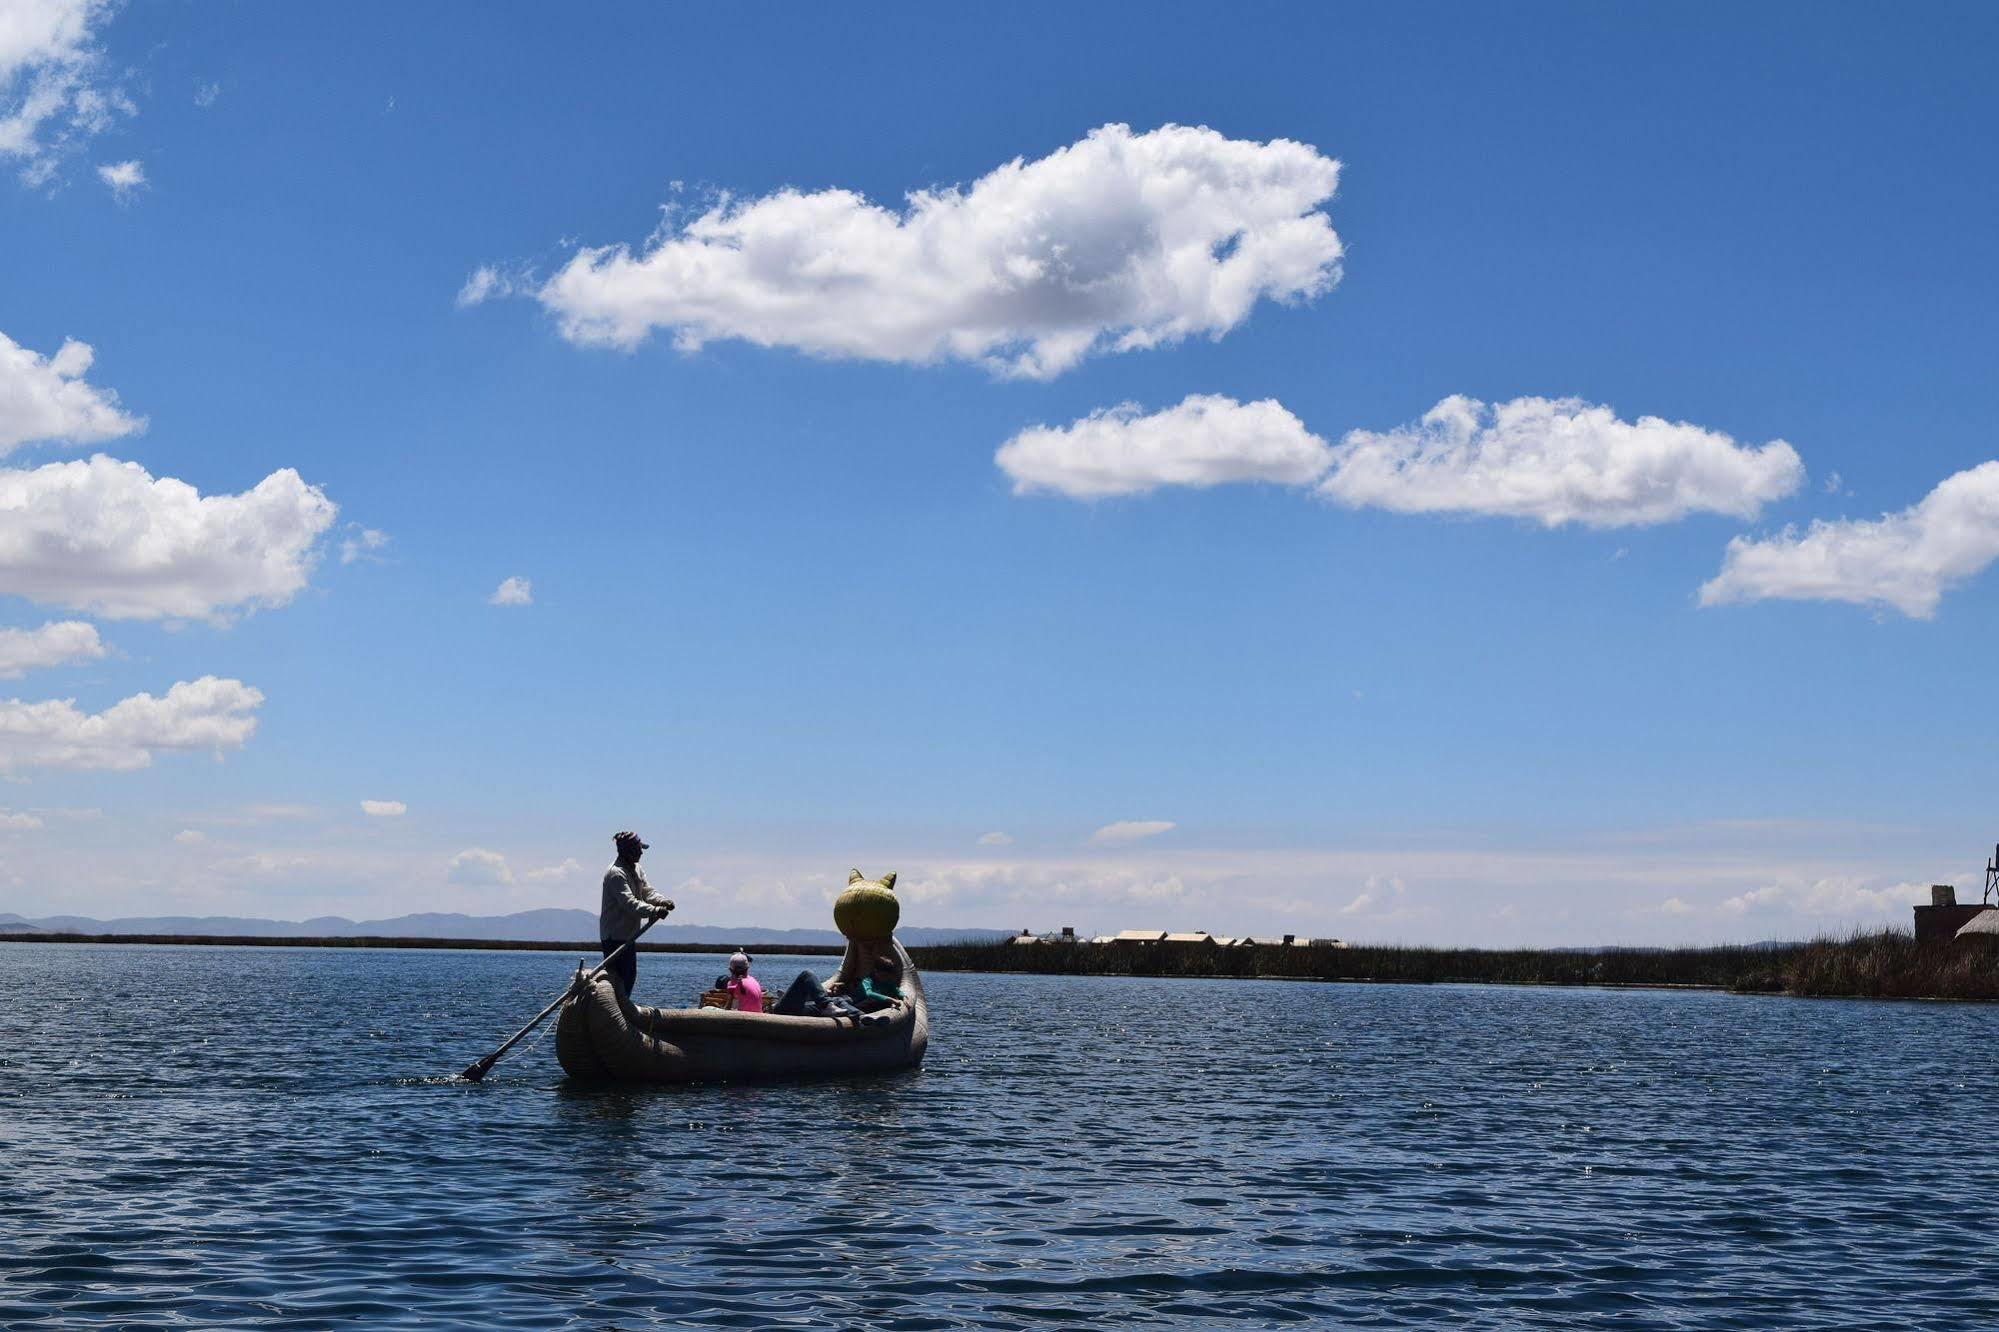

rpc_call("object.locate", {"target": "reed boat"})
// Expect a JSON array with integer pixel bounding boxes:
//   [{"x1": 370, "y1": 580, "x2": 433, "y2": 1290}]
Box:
[{"x1": 553, "y1": 937, "x2": 929, "y2": 1084}]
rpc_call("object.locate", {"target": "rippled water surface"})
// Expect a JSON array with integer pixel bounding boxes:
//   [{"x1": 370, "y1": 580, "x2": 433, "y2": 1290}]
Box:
[{"x1": 5, "y1": 943, "x2": 1999, "y2": 1328}]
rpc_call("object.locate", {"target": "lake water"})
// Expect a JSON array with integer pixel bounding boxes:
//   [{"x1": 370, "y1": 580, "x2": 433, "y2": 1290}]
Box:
[{"x1": 4, "y1": 942, "x2": 1998, "y2": 1328}]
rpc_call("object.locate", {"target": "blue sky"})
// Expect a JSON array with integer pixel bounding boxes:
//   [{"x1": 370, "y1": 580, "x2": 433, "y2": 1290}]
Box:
[{"x1": 3, "y1": 2, "x2": 1997, "y2": 942}]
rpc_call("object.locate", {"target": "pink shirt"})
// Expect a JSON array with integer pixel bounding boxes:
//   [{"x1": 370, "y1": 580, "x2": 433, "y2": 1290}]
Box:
[{"x1": 726, "y1": 975, "x2": 764, "y2": 1012}]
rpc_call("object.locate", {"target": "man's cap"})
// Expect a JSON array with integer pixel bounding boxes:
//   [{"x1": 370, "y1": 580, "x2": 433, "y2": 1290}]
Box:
[{"x1": 613, "y1": 830, "x2": 649, "y2": 850}]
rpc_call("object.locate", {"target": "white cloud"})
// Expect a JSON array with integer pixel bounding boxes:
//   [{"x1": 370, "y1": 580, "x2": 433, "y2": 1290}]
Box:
[
  {"x1": 212, "y1": 851, "x2": 309, "y2": 878},
  {"x1": 0, "y1": 808, "x2": 43, "y2": 830},
  {"x1": 1699, "y1": 461, "x2": 1999, "y2": 619},
  {"x1": 193, "y1": 81, "x2": 220, "y2": 108},
  {"x1": 1717, "y1": 877, "x2": 1927, "y2": 920},
  {"x1": 455, "y1": 265, "x2": 519, "y2": 308},
  {"x1": 447, "y1": 847, "x2": 513, "y2": 885},
  {"x1": 997, "y1": 394, "x2": 1331, "y2": 499},
  {"x1": 0, "y1": 675, "x2": 263, "y2": 772},
  {"x1": 0, "y1": 0, "x2": 133, "y2": 184},
  {"x1": 339, "y1": 525, "x2": 389, "y2": 564},
  {"x1": 1320, "y1": 395, "x2": 1803, "y2": 528},
  {"x1": 360, "y1": 800, "x2": 405, "y2": 817},
  {"x1": 0, "y1": 620, "x2": 102, "y2": 677},
  {"x1": 1338, "y1": 875, "x2": 1411, "y2": 918},
  {"x1": 976, "y1": 831, "x2": 1013, "y2": 847},
  {"x1": 1090, "y1": 819, "x2": 1176, "y2": 845},
  {"x1": 898, "y1": 859, "x2": 1201, "y2": 916},
  {"x1": 95, "y1": 156, "x2": 141, "y2": 197},
  {"x1": 0, "y1": 455, "x2": 337, "y2": 622},
  {"x1": 172, "y1": 828, "x2": 203, "y2": 844},
  {"x1": 995, "y1": 393, "x2": 1806, "y2": 530},
  {"x1": 530, "y1": 122, "x2": 1343, "y2": 380},
  {"x1": 0, "y1": 330, "x2": 144, "y2": 455},
  {"x1": 524, "y1": 857, "x2": 584, "y2": 883},
  {"x1": 487, "y1": 576, "x2": 532, "y2": 606},
  {"x1": 180, "y1": 802, "x2": 316, "y2": 828}
]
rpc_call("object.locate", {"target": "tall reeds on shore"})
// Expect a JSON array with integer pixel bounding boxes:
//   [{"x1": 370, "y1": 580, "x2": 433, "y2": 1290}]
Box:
[
  {"x1": 909, "y1": 930, "x2": 1999, "y2": 1001},
  {"x1": 1783, "y1": 930, "x2": 1999, "y2": 1000}
]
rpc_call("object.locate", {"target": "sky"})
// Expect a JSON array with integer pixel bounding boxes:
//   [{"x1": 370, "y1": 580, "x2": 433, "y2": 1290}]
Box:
[{"x1": 3, "y1": 1, "x2": 1998, "y2": 943}]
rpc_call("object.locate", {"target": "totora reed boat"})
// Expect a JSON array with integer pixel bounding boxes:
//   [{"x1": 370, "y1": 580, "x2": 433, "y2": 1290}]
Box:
[{"x1": 553, "y1": 872, "x2": 929, "y2": 1084}]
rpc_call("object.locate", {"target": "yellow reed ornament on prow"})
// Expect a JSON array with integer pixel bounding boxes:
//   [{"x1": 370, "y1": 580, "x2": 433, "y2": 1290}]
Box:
[{"x1": 834, "y1": 868, "x2": 900, "y2": 940}]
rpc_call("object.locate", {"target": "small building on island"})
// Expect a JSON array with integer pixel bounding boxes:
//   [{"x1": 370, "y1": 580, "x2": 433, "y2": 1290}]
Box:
[{"x1": 1010, "y1": 926, "x2": 1082, "y2": 945}]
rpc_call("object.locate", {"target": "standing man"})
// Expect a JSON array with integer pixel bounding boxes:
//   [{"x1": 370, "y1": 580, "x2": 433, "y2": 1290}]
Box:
[{"x1": 600, "y1": 830, "x2": 674, "y2": 998}]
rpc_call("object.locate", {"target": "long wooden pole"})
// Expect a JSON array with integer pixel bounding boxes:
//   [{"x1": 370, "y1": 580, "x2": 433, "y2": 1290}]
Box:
[{"x1": 460, "y1": 916, "x2": 659, "y2": 1082}]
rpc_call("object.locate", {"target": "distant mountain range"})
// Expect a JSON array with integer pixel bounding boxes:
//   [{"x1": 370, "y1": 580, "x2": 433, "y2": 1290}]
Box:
[{"x1": 0, "y1": 908, "x2": 1007, "y2": 947}]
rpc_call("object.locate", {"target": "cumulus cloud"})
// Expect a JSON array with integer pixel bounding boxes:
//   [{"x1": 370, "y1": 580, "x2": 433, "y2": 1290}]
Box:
[
  {"x1": 95, "y1": 157, "x2": 141, "y2": 197},
  {"x1": 0, "y1": 0, "x2": 133, "y2": 184},
  {"x1": 1718, "y1": 877, "x2": 1928, "y2": 919},
  {"x1": 172, "y1": 828, "x2": 203, "y2": 844},
  {"x1": 977, "y1": 831, "x2": 1013, "y2": 847},
  {"x1": 0, "y1": 620, "x2": 102, "y2": 678},
  {"x1": 0, "y1": 808, "x2": 43, "y2": 830},
  {"x1": 1090, "y1": 820, "x2": 1176, "y2": 845},
  {"x1": 0, "y1": 675, "x2": 264, "y2": 772},
  {"x1": 524, "y1": 857, "x2": 585, "y2": 883},
  {"x1": 487, "y1": 576, "x2": 532, "y2": 606},
  {"x1": 998, "y1": 393, "x2": 1805, "y2": 533},
  {"x1": 1699, "y1": 461, "x2": 1999, "y2": 618},
  {"x1": 447, "y1": 847, "x2": 513, "y2": 885},
  {"x1": 0, "y1": 331, "x2": 144, "y2": 455},
  {"x1": 529, "y1": 122, "x2": 1343, "y2": 380},
  {"x1": 360, "y1": 800, "x2": 405, "y2": 817},
  {"x1": 997, "y1": 394, "x2": 1331, "y2": 499},
  {"x1": 0, "y1": 455, "x2": 337, "y2": 622},
  {"x1": 1320, "y1": 395, "x2": 1803, "y2": 528}
]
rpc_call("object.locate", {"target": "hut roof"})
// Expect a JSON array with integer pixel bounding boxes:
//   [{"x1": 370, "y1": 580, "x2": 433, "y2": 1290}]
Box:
[
  {"x1": 1956, "y1": 910, "x2": 1999, "y2": 938},
  {"x1": 1111, "y1": 929, "x2": 1168, "y2": 942},
  {"x1": 1164, "y1": 931, "x2": 1215, "y2": 945}
]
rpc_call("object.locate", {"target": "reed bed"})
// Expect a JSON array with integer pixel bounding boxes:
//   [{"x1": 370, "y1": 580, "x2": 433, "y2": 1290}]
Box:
[
  {"x1": 910, "y1": 931, "x2": 1999, "y2": 1001},
  {"x1": 1783, "y1": 929, "x2": 1999, "y2": 1001}
]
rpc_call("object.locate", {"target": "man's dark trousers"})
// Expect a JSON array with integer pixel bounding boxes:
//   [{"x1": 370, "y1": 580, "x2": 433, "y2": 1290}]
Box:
[{"x1": 600, "y1": 939, "x2": 638, "y2": 998}]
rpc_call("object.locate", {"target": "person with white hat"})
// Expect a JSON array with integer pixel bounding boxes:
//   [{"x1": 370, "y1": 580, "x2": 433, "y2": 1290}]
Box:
[
  {"x1": 599, "y1": 830, "x2": 674, "y2": 997},
  {"x1": 716, "y1": 951, "x2": 764, "y2": 1012}
]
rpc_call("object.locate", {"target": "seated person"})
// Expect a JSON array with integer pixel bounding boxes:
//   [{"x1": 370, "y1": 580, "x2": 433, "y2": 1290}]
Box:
[
  {"x1": 772, "y1": 968, "x2": 859, "y2": 1018},
  {"x1": 715, "y1": 951, "x2": 763, "y2": 1012},
  {"x1": 773, "y1": 950, "x2": 905, "y2": 1022},
  {"x1": 852, "y1": 953, "x2": 905, "y2": 1013}
]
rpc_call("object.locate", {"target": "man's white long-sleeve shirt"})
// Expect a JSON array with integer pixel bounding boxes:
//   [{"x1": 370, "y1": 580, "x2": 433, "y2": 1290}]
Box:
[{"x1": 600, "y1": 862, "x2": 671, "y2": 941}]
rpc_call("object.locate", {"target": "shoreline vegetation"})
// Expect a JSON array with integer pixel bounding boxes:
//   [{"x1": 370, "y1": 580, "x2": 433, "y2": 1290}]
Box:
[{"x1": 4, "y1": 929, "x2": 1995, "y2": 1001}]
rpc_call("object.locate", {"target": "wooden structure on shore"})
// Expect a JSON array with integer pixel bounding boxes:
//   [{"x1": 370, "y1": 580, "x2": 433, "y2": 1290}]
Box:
[{"x1": 1914, "y1": 845, "x2": 1999, "y2": 942}]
